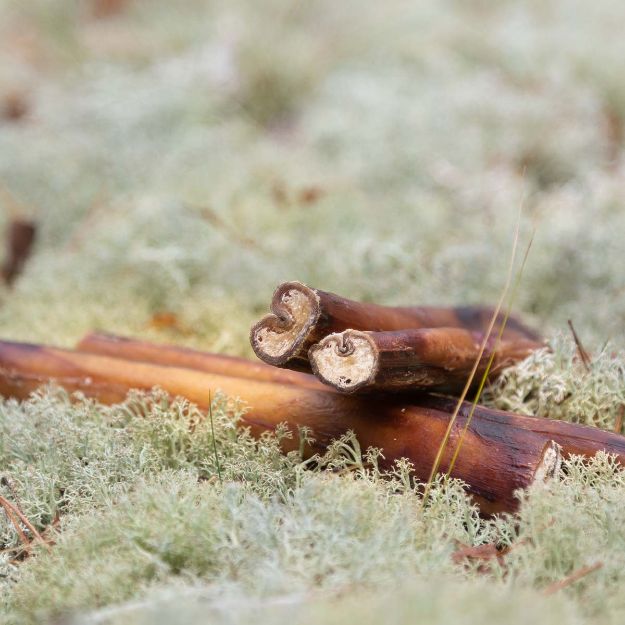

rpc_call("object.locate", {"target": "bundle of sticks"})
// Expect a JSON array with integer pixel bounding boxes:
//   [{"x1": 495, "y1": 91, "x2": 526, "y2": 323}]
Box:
[
  {"x1": 250, "y1": 281, "x2": 544, "y2": 394},
  {"x1": 0, "y1": 282, "x2": 623, "y2": 516}
]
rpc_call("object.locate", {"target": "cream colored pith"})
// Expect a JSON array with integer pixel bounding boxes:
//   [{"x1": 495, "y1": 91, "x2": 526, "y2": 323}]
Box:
[{"x1": 312, "y1": 331, "x2": 377, "y2": 391}]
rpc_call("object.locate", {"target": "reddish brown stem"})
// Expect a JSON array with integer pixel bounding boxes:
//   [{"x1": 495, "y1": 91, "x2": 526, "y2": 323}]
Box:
[
  {"x1": 250, "y1": 282, "x2": 540, "y2": 369},
  {"x1": 76, "y1": 332, "x2": 326, "y2": 391},
  {"x1": 309, "y1": 327, "x2": 543, "y2": 394},
  {"x1": 16, "y1": 339, "x2": 625, "y2": 514},
  {"x1": 0, "y1": 494, "x2": 51, "y2": 551},
  {"x1": 1, "y1": 219, "x2": 37, "y2": 286},
  {"x1": 416, "y1": 394, "x2": 625, "y2": 462}
]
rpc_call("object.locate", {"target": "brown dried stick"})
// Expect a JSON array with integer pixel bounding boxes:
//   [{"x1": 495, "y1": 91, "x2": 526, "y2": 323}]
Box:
[
  {"x1": 250, "y1": 282, "x2": 540, "y2": 370},
  {"x1": 309, "y1": 327, "x2": 543, "y2": 394},
  {"x1": 0, "y1": 339, "x2": 570, "y2": 514},
  {"x1": 1, "y1": 220, "x2": 37, "y2": 286},
  {"x1": 4, "y1": 337, "x2": 625, "y2": 514},
  {"x1": 76, "y1": 332, "x2": 625, "y2": 463},
  {"x1": 77, "y1": 332, "x2": 327, "y2": 391}
]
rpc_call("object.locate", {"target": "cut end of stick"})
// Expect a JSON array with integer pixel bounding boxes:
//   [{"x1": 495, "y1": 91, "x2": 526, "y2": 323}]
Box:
[
  {"x1": 309, "y1": 330, "x2": 378, "y2": 393},
  {"x1": 250, "y1": 282, "x2": 321, "y2": 366},
  {"x1": 532, "y1": 440, "x2": 562, "y2": 484}
]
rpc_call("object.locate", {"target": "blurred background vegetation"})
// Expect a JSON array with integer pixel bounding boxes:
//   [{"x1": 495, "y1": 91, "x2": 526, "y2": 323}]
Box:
[{"x1": 1, "y1": 0, "x2": 624, "y2": 352}]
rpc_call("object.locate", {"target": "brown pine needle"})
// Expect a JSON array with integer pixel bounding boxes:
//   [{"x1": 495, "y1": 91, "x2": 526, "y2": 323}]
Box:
[
  {"x1": 0, "y1": 495, "x2": 52, "y2": 552},
  {"x1": 542, "y1": 562, "x2": 603, "y2": 596},
  {"x1": 568, "y1": 320, "x2": 591, "y2": 372},
  {"x1": 0, "y1": 498, "x2": 30, "y2": 548}
]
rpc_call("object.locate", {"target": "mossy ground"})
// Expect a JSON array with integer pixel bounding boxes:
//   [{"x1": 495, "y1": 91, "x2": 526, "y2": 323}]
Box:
[{"x1": 1, "y1": 1, "x2": 624, "y2": 623}]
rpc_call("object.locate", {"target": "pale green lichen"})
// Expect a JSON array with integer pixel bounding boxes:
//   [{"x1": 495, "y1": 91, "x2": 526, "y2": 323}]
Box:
[
  {"x1": 2, "y1": 390, "x2": 625, "y2": 625},
  {"x1": 485, "y1": 335, "x2": 625, "y2": 433}
]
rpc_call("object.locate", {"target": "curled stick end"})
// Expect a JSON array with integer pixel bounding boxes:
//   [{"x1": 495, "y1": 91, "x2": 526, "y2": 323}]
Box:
[{"x1": 250, "y1": 281, "x2": 321, "y2": 366}]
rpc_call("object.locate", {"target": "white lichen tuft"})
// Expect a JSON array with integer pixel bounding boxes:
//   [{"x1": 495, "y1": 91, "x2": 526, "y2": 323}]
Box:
[{"x1": 485, "y1": 334, "x2": 625, "y2": 433}]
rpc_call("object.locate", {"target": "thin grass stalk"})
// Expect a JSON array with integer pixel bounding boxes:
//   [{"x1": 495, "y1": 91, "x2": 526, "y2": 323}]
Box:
[
  {"x1": 421, "y1": 210, "x2": 523, "y2": 507},
  {"x1": 446, "y1": 232, "x2": 535, "y2": 479}
]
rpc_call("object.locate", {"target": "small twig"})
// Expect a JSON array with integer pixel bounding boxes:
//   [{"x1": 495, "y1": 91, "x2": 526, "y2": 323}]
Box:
[
  {"x1": 0, "y1": 494, "x2": 52, "y2": 552},
  {"x1": 542, "y1": 562, "x2": 603, "y2": 596},
  {"x1": 567, "y1": 320, "x2": 591, "y2": 372},
  {"x1": 192, "y1": 204, "x2": 267, "y2": 255},
  {"x1": 208, "y1": 392, "x2": 223, "y2": 485},
  {"x1": 1, "y1": 475, "x2": 22, "y2": 509},
  {"x1": 451, "y1": 541, "x2": 506, "y2": 574},
  {"x1": 0, "y1": 500, "x2": 30, "y2": 548},
  {"x1": 614, "y1": 406, "x2": 624, "y2": 434}
]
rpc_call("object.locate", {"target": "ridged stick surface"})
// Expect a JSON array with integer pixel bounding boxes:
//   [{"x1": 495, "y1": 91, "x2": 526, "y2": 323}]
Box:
[
  {"x1": 250, "y1": 281, "x2": 541, "y2": 370},
  {"x1": 2, "y1": 339, "x2": 624, "y2": 514},
  {"x1": 309, "y1": 328, "x2": 543, "y2": 393}
]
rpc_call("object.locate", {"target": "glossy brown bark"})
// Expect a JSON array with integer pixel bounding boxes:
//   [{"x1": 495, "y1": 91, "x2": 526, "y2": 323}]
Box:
[
  {"x1": 417, "y1": 394, "x2": 625, "y2": 461},
  {"x1": 250, "y1": 281, "x2": 541, "y2": 369},
  {"x1": 4, "y1": 339, "x2": 625, "y2": 514},
  {"x1": 77, "y1": 332, "x2": 327, "y2": 391},
  {"x1": 1, "y1": 219, "x2": 37, "y2": 286},
  {"x1": 309, "y1": 327, "x2": 543, "y2": 394}
]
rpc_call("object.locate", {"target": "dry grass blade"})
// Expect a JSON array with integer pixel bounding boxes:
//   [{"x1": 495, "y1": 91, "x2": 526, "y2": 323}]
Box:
[
  {"x1": 421, "y1": 208, "x2": 524, "y2": 507},
  {"x1": 445, "y1": 232, "x2": 535, "y2": 478},
  {"x1": 0, "y1": 497, "x2": 30, "y2": 548},
  {"x1": 568, "y1": 319, "x2": 592, "y2": 372},
  {"x1": 208, "y1": 392, "x2": 223, "y2": 485}
]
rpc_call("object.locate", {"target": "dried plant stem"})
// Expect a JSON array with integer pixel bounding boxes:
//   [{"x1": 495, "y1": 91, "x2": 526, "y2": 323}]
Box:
[
  {"x1": 0, "y1": 497, "x2": 29, "y2": 547},
  {"x1": 250, "y1": 281, "x2": 540, "y2": 370},
  {"x1": 421, "y1": 218, "x2": 524, "y2": 506},
  {"x1": 0, "y1": 339, "x2": 582, "y2": 514},
  {"x1": 309, "y1": 327, "x2": 542, "y2": 394},
  {"x1": 0, "y1": 494, "x2": 51, "y2": 551},
  {"x1": 568, "y1": 319, "x2": 592, "y2": 371},
  {"x1": 208, "y1": 392, "x2": 223, "y2": 485},
  {"x1": 77, "y1": 332, "x2": 326, "y2": 391}
]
